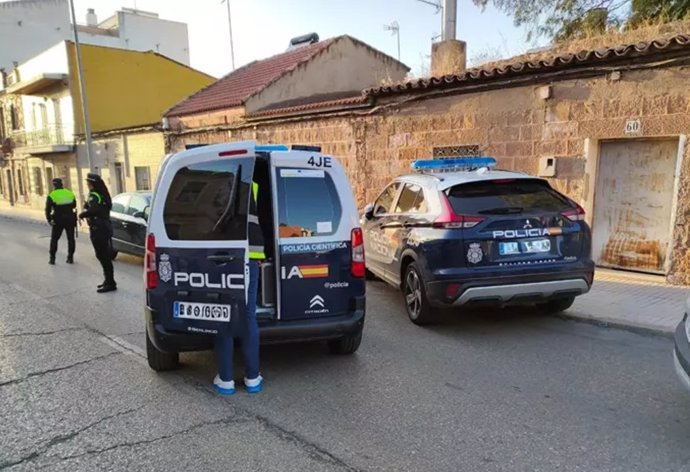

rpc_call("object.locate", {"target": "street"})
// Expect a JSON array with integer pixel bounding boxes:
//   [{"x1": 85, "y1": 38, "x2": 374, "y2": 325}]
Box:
[{"x1": 1, "y1": 217, "x2": 690, "y2": 472}]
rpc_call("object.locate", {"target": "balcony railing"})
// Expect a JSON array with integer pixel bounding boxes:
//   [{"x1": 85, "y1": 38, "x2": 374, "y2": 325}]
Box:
[{"x1": 11, "y1": 125, "x2": 74, "y2": 149}]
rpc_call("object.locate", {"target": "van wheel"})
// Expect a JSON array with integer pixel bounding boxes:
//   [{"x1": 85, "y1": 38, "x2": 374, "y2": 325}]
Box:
[
  {"x1": 403, "y1": 263, "x2": 435, "y2": 325},
  {"x1": 146, "y1": 331, "x2": 179, "y2": 371},
  {"x1": 328, "y1": 329, "x2": 362, "y2": 355},
  {"x1": 540, "y1": 296, "x2": 576, "y2": 314}
]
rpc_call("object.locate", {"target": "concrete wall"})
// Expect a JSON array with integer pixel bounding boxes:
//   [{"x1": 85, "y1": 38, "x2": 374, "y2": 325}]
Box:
[
  {"x1": 246, "y1": 37, "x2": 408, "y2": 114},
  {"x1": 0, "y1": 0, "x2": 70, "y2": 72},
  {"x1": 67, "y1": 43, "x2": 214, "y2": 133},
  {"x1": 79, "y1": 10, "x2": 190, "y2": 66}
]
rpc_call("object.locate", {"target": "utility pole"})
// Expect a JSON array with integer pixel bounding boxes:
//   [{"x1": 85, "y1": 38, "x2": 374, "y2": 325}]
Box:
[
  {"x1": 222, "y1": 0, "x2": 236, "y2": 70},
  {"x1": 68, "y1": 0, "x2": 93, "y2": 171},
  {"x1": 384, "y1": 21, "x2": 400, "y2": 61},
  {"x1": 442, "y1": 0, "x2": 457, "y2": 40}
]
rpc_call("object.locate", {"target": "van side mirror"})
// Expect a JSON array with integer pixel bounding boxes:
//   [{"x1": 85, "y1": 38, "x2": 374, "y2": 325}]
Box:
[
  {"x1": 133, "y1": 211, "x2": 146, "y2": 220},
  {"x1": 363, "y1": 203, "x2": 374, "y2": 220},
  {"x1": 144, "y1": 205, "x2": 150, "y2": 220}
]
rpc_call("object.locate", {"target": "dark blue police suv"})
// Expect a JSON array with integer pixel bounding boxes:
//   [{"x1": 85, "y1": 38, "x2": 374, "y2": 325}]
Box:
[{"x1": 361, "y1": 158, "x2": 594, "y2": 325}]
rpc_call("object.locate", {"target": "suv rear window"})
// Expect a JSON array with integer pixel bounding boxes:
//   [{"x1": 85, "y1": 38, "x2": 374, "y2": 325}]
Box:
[
  {"x1": 276, "y1": 168, "x2": 341, "y2": 238},
  {"x1": 447, "y1": 179, "x2": 571, "y2": 215},
  {"x1": 163, "y1": 159, "x2": 251, "y2": 241}
]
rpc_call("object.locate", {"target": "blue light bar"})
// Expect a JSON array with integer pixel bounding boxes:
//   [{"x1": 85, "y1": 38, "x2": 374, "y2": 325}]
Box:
[
  {"x1": 411, "y1": 157, "x2": 497, "y2": 171},
  {"x1": 256, "y1": 144, "x2": 289, "y2": 152}
]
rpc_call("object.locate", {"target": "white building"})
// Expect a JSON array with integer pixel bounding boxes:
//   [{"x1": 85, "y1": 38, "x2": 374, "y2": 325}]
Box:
[{"x1": 0, "y1": 0, "x2": 190, "y2": 72}]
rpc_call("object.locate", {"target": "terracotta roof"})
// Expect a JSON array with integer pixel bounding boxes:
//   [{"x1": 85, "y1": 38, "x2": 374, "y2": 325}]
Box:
[
  {"x1": 246, "y1": 93, "x2": 368, "y2": 119},
  {"x1": 366, "y1": 33, "x2": 690, "y2": 97},
  {"x1": 165, "y1": 39, "x2": 337, "y2": 117}
]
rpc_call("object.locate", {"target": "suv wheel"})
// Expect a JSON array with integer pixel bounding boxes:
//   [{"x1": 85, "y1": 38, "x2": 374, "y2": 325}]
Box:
[
  {"x1": 146, "y1": 331, "x2": 180, "y2": 371},
  {"x1": 403, "y1": 263, "x2": 435, "y2": 325},
  {"x1": 540, "y1": 296, "x2": 576, "y2": 314},
  {"x1": 328, "y1": 328, "x2": 363, "y2": 355}
]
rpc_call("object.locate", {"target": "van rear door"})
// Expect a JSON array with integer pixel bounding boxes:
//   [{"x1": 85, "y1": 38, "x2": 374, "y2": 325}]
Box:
[
  {"x1": 270, "y1": 150, "x2": 364, "y2": 321},
  {"x1": 147, "y1": 142, "x2": 255, "y2": 336}
]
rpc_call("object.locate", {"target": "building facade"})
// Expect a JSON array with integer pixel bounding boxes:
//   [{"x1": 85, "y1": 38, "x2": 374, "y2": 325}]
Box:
[
  {"x1": 0, "y1": 42, "x2": 213, "y2": 211},
  {"x1": 0, "y1": 0, "x2": 189, "y2": 72}
]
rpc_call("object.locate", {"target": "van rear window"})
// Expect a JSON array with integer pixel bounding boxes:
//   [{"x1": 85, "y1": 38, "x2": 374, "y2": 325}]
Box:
[
  {"x1": 447, "y1": 179, "x2": 571, "y2": 215},
  {"x1": 163, "y1": 160, "x2": 250, "y2": 241},
  {"x1": 276, "y1": 169, "x2": 341, "y2": 238}
]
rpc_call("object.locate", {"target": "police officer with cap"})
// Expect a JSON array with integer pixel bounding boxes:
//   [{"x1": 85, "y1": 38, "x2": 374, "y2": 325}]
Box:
[
  {"x1": 78, "y1": 172, "x2": 117, "y2": 293},
  {"x1": 45, "y1": 178, "x2": 77, "y2": 265}
]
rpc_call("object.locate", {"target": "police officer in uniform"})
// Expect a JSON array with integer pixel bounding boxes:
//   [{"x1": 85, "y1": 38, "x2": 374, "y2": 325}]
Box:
[
  {"x1": 78, "y1": 173, "x2": 117, "y2": 293},
  {"x1": 45, "y1": 178, "x2": 77, "y2": 265},
  {"x1": 213, "y1": 177, "x2": 265, "y2": 395}
]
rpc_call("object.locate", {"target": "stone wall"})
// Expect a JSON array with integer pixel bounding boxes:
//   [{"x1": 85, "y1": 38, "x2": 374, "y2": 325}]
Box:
[{"x1": 168, "y1": 64, "x2": 690, "y2": 283}]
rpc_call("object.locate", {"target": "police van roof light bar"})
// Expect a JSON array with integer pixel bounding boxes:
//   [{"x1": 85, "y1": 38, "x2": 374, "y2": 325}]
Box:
[
  {"x1": 411, "y1": 157, "x2": 497, "y2": 173},
  {"x1": 256, "y1": 144, "x2": 289, "y2": 152},
  {"x1": 292, "y1": 144, "x2": 322, "y2": 152}
]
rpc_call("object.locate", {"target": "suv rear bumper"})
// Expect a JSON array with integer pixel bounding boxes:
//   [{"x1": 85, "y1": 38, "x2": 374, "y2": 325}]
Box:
[
  {"x1": 426, "y1": 266, "x2": 593, "y2": 307},
  {"x1": 146, "y1": 303, "x2": 365, "y2": 354}
]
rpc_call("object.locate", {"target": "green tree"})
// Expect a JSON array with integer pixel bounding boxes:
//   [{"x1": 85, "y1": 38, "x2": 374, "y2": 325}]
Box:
[{"x1": 474, "y1": 0, "x2": 690, "y2": 41}]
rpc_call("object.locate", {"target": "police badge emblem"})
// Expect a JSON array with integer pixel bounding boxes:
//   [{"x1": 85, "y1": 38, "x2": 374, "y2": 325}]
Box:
[
  {"x1": 158, "y1": 253, "x2": 173, "y2": 283},
  {"x1": 466, "y1": 243, "x2": 483, "y2": 264}
]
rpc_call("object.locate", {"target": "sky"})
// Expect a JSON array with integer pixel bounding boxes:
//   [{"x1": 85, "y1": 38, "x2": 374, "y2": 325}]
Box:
[{"x1": 71, "y1": 0, "x2": 537, "y2": 78}]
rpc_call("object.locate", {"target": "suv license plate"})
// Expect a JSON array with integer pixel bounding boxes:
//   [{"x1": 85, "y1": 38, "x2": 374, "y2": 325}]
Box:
[
  {"x1": 524, "y1": 239, "x2": 551, "y2": 253},
  {"x1": 173, "y1": 301, "x2": 231, "y2": 322},
  {"x1": 499, "y1": 242, "x2": 520, "y2": 255}
]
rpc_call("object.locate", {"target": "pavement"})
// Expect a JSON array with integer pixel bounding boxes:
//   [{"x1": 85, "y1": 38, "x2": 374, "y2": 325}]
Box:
[
  {"x1": 1, "y1": 216, "x2": 690, "y2": 471},
  {"x1": 1, "y1": 206, "x2": 686, "y2": 336}
]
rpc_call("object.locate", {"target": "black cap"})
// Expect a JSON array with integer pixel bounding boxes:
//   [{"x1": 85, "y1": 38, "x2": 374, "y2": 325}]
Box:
[
  {"x1": 86, "y1": 173, "x2": 101, "y2": 183},
  {"x1": 52, "y1": 178, "x2": 63, "y2": 186}
]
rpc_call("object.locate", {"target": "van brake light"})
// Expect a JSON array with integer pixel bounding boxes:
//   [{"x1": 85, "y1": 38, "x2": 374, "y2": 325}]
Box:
[
  {"x1": 351, "y1": 228, "x2": 365, "y2": 278},
  {"x1": 218, "y1": 149, "x2": 247, "y2": 157},
  {"x1": 145, "y1": 233, "x2": 158, "y2": 290}
]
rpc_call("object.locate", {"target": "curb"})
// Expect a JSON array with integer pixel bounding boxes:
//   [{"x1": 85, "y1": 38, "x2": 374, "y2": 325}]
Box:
[{"x1": 555, "y1": 310, "x2": 675, "y2": 339}]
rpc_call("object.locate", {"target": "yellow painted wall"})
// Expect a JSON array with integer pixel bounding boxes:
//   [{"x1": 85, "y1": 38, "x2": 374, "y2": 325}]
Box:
[{"x1": 68, "y1": 43, "x2": 214, "y2": 133}]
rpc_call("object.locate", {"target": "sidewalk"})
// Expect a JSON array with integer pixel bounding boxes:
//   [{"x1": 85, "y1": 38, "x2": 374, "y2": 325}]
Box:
[
  {"x1": 569, "y1": 269, "x2": 687, "y2": 336},
  {"x1": 0, "y1": 203, "x2": 89, "y2": 233}
]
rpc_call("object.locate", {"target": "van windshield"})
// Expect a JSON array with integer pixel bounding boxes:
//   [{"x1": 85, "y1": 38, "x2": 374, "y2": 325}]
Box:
[{"x1": 163, "y1": 159, "x2": 252, "y2": 241}]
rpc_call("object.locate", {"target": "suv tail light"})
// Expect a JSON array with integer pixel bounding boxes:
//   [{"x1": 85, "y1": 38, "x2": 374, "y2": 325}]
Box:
[
  {"x1": 145, "y1": 233, "x2": 157, "y2": 290},
  {"x1": 562, "y1": 203, "x2": 586, "y2": 222},
  {"x1": 433, "y1": 193, "x2": 485, "y2": 229},
  {"x1": 351, "y1": 227, "x2": 365, "y2": 278}
]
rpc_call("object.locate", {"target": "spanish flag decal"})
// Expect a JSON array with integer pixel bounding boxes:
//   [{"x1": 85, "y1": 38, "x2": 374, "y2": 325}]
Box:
[{"x1": 299, "y1": 264, "x2": 329, "y2": 278}]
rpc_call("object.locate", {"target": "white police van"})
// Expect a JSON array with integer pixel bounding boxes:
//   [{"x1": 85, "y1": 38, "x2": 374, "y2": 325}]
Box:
[{"x1": 144, "y1": 141, "x2": 366, "y2": 370}]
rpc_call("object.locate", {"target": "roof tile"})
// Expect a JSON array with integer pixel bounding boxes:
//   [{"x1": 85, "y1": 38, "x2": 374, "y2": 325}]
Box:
[{"x1": 166, "y1": 38, "x2": 337, "y2": 117}]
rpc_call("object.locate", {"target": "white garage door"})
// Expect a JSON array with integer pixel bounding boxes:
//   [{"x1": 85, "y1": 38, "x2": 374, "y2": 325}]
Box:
[{"x1": 592, "y1": 139, "x2": 679, "y2": 274}]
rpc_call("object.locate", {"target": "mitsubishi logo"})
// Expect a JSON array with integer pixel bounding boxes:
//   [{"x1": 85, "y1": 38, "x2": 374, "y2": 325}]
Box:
[
  {"x1": 523, "y1": 219, "x2": 533, "y2": 229},
  {"x1": 309, "y1": 295, "x2": 325, "y2": 309}
]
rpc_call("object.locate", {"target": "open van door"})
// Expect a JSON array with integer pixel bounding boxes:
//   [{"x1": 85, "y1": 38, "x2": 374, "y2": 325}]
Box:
[{"x1": 146, "y1": 142, "x2": 256, "y2": 337}]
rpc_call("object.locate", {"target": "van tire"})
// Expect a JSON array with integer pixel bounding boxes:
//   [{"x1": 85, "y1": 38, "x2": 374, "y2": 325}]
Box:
[
  {"x1": 146, "y1": 331, "x2": 179, "y2": 371},
  {"x1": 403, "y1": 263, "x2": 436, "y2": 325},
  {"x1": 328, "y1": 329, "x2": 362, "y2": 355}
]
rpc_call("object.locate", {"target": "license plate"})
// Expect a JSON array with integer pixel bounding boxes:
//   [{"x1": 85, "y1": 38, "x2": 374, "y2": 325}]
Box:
[
  {"x1": 173, "y1": 301, "x2": 231, "y2": 322},
  {"x1": 524, "y1": 239, "x2": 551, "y2": 253},
  {"x1": 499, "y1": 242, "x2": 520, "y2": 255}
]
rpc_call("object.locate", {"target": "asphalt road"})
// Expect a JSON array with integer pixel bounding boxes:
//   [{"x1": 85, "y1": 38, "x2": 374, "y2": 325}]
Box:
[{"x1": 1, "y1": 217, "x2": 689, "y2": 472}]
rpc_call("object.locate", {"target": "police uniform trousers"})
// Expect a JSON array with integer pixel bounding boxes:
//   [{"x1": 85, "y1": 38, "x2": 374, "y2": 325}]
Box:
[{"x1": 50, "y1": 217, "x2": 76, "y2": 259}]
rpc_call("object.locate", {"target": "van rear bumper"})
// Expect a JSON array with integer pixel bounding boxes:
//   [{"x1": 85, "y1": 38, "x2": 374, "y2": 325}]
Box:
[{"x1": 145, "y1": 303, "x2": 366, "y2": 353}]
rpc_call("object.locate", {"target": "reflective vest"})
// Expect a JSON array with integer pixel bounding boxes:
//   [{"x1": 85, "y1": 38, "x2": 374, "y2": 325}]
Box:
[
  {"x1": 89, "y1": 191, "x2": 103, "y2": 204},
  {"x1": 49, "y1": 188, "x2": 76, "y2": 206},
  {"x1": 248, "y1": 181, "x2": 265, "y2": 260}
]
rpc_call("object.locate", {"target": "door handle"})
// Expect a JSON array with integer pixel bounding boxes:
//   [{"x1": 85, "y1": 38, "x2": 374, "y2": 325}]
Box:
[
  {"x1": 381, "y1": 222, "x2": 402, "y2": 229},
  {"x1": 121, "y1": 222, "x2": 128, "y2": 228},
  {"x1": 207, "y1": 254, "x2": 237, "y2": 263}
]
